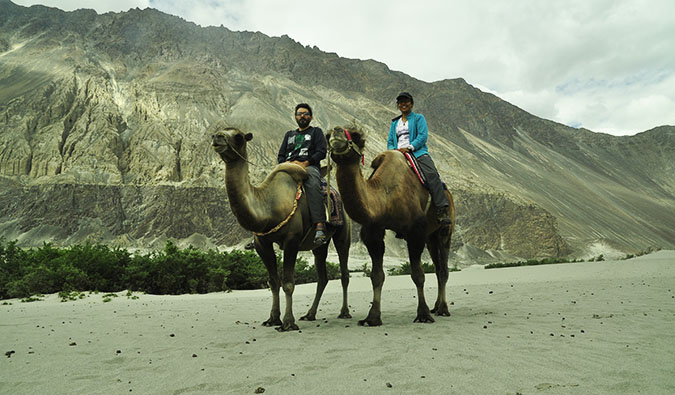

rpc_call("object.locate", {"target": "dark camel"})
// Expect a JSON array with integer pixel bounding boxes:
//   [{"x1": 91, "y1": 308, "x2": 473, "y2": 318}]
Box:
[
  {"x1": 210, "y1": 123, "x2": 352, "y2": 331},
  {"x1": 327, "y1": 126, "x2": 454, "y2": 326}
]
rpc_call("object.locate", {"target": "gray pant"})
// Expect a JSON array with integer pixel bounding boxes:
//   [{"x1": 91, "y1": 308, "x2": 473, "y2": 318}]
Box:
[
  {"x1": 416, "y1": 154, "x2": 449, "y2": 209},
  {"x1": 305, "y1": 165, "x2": 326, "y2": 224}
]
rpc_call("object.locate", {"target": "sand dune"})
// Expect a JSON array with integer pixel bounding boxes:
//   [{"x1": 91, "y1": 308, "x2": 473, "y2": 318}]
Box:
[{"x1": 2, "y1": 251, "x2": 674, "y2": 394}]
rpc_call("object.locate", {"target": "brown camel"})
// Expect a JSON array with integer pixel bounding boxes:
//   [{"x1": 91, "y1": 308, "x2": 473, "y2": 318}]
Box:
[
  {"x1": 210, "y1": 123, "x2": 352, "y2": 331},
  {"x1": 327, "y1": 126, "x2": 454, "y2": 326}
]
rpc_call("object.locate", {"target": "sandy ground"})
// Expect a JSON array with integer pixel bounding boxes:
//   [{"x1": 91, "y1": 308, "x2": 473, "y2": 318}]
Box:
[{"x1": 1, "y1": 251, "x2": 674, "y2": 394}]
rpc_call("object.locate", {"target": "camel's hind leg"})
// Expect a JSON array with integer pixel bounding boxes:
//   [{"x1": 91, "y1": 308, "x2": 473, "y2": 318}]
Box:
[
  {"x1": 256, "y1": 239, "x2": 282, "y2": 327},
  {"x1": 408, "y1": 217, "x2": 434, "y2": 323},
  {"x1": 333, "y1": 220, "x2": 352, "y2": 319},
  {"x1": 429, "y1": 191, "x2": 454, "y2": 316},
  {"x1": 300, "y1": 242, "x2": 330, "y2": 321},
  {"x1": 427, "y1": 226, "x2": 452, "y2": 316},
  {"x1": 359, "y1": 226, "x2": 385, "y2": 327}
]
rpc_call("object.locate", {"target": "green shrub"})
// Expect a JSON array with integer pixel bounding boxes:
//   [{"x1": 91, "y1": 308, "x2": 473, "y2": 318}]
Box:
[
  {"x1": 222, "y1": 249, "x2": 268, "y2": 290},
  {"x1": 359, "y1": 263, "x2": 371, "y2": 277},
  {"x1": 66, "y1": 242, "x2": 130, "y2": 292},
  {"x1": 126, "y1": 241, "x2": 232, "y2": 295},
  {"x1": 0, "y1": 238, "x2": 342, "y2": 299},
  {"x1": 485, "y1": 256, "x2": 578, "y2": 269},
  {"x1": 292, "y1": 256, "x2": 341, "y2": 284},
  {"x1": 388, "y1": 261, "x2": 436, "y2": 276}
]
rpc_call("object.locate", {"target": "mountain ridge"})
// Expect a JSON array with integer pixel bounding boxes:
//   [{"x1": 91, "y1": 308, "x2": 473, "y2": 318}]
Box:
[{"x1": 1, "y1": 1, "x2": 673, "y2": 262}]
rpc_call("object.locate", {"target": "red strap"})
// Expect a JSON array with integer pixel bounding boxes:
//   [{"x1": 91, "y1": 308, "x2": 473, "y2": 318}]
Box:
[
  {"x1": 342, "y1": 128, "x2": 364, "y2": 165},
  {"x1": 404, "y1": 152, "x2": 424, "y2": 184}
]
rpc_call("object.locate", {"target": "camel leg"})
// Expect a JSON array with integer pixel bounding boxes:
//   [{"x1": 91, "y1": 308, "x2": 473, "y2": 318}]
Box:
[
  {"x1": 408, "y1": 218, "x2": 434, "y2": 323},
  {"x1": 359, "y1": 226, "x2": 385, "y2": 327},
  {"x1": 427, "y1": 227, "x2": 451, "y2": 316},
  {"x1": 257, "y1": 240, "x2": 282, "y2": 327},
  {"x1": 277, "y1": 248, "x2": 300, "y2": 332},
  {"x1": 300, "y1": 243, "x2": 329, "y2": 321},
  {"x1": 332, "y1": 222, "x2": 352, "y2": 319}
]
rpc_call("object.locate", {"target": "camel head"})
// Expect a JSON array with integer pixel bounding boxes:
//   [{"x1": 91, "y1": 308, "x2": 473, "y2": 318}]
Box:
[
  {"x1": 210, "y1": 123, "x2": 253, "y2": 163},
  {"x1": 327, "y1": 125, "x2": 366, "y2": 164}
]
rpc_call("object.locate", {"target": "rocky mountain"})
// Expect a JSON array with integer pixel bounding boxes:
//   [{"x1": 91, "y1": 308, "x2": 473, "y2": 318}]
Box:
[{"x1": 1, "y1": 1, "x2": 673, "y2": 263}]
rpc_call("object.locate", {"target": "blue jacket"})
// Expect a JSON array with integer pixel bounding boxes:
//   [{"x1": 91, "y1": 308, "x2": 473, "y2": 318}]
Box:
[{"x1": 387, "y1": 111, "x2": 429, "y2": 158}]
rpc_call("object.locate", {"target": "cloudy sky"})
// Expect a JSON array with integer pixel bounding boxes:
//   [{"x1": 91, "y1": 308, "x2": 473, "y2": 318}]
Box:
[{"x1": 13, "y1": 0, "x2": 675, "y2": 136}]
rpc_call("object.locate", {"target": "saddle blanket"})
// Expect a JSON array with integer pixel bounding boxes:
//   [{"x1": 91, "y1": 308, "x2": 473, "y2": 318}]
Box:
[
  {"x1": 403, "y1": 152, "x2": 428, "y2": 188},
  {"x1": 321, "y1": 183, "x2": 344, "y2": 226}
]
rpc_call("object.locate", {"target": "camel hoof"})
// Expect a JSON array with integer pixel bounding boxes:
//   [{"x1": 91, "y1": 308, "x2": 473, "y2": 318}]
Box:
[
  {"x1": 431, "y1": 305, "x2": 451, "y2": 317},
  {"x1": 262, "y1": 318, "x2": 282, "y2": 327},
  {"x1": 413, "y1": 315, "x2": 435, "y2": 323},
  {"x1": 358, "y1": 318, "x2": 383, "y2": 327},
  {"x1": 299, "y1": 313, "x2": 316, "y2": 321},
  {"x1": 275, "y1": 322, "x2": 300, "y2": 332},
  {"x1": 338, "y1": 312, "x2": 352, "y2": 319}
]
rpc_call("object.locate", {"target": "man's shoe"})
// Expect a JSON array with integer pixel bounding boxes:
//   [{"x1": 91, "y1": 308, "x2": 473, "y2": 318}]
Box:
[
  {"x1": 244, "y1": 239, "x2": 256, "y2": 250},
  {"x1": 313, "y1": 229, "x2": 327, "y2": 245},
  {"x1": 436, "y1": 206, "x2": 453, "y2": 226}
]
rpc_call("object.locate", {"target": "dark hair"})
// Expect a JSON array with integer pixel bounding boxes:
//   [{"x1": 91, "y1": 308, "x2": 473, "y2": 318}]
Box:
[{"x1": 295, "y1": 103, "x2": 312, "y2": 116}]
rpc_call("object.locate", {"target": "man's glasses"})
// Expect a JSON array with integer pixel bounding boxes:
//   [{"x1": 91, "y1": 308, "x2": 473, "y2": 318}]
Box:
[{"x1": 295, "y1": 112, "x2": 311, "y2": 117}]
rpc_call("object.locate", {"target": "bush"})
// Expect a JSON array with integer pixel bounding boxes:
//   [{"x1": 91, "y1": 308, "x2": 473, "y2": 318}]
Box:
[
  {"x1": 0, "y1": 238, "x2": 341, "y2": 299},
  {"x1": 484, "y1": 256, "x2": 580, "y2": 269},
  {"x1": 224, "y1": 249, "x2": 268, "y2": 290},
  {"x1": 388, "y1": 261, "x2": 436, "y2": 276},
  {"x1": 292, "y1": 256, "x2": 341, "y2": 284},
  {"x1": 126, "y1": 241, "x2": 232, "y2": 294}
]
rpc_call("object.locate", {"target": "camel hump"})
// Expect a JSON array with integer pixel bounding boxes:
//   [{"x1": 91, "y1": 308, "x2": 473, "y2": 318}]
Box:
[
  {"x1": 269, "y1": 162, "x2": 309, "y2": 183},
  {"x1": 371, "y1": 150, "x2": 404, "y2": 170}
]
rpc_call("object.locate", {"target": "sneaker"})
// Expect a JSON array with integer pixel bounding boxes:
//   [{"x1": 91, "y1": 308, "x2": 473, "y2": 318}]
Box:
[
  {"x1": 436, "y1": 206, "x2": 453, "y2": 226},
  {"x1": 244, "y1": 239, "x2": 256, "y2": 250},
  {"x1": 313, "y1": 229, "x2": 327, "y2": 245}
]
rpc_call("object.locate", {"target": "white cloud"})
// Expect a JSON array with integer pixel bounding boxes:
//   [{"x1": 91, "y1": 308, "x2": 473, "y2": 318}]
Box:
[{"x1": 10, "y1": 0, "x2": 675, "y2": 135}]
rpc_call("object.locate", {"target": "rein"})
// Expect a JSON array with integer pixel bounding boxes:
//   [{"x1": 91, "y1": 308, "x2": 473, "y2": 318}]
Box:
[
  {"x1": 225, "y1": 139, "x2": 259, "y2": 167},
  {"x1": 253, "y1": 182, "x2": 303, "y2": 236}
]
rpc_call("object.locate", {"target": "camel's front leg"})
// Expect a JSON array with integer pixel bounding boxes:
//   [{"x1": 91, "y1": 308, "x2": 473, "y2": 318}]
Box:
[
  {"x1": 277, "y1": 248, "x2": 300, "y2": 331},
  {"x1": 257, "y1": 241, "x2": 282, "y2": 326},
  {"x1": 359, "y1": 227, "x2": 385, "y2": 327},
  {"x1": 301, "y1": 243, "x2": 329, "y2": 321},
  {"x1": 333, "y1": 222, "x2": 352, "y2": 319}
]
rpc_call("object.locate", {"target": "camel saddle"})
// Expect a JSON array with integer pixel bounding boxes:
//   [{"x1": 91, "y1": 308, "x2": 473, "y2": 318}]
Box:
[
  {"x1": 403, "y1": 152, "x2": 428, "y2": 188},
  {"x1": 320, "y1": 182, "x2": 345, "y2": 226}
]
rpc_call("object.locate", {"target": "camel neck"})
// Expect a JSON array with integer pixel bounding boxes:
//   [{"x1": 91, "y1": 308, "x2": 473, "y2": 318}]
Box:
[
  {"x1": 335, "y1": 161, "x2": 377, "y2": 224},
  {"x1": 224, "y1": 159, "x2": 269, "y2": 232}
]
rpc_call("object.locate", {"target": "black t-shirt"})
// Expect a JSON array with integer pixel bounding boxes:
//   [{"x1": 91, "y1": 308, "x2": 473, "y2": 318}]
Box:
[{"x1": 277, "y1": 126, "x2": 327, "y2": 167}]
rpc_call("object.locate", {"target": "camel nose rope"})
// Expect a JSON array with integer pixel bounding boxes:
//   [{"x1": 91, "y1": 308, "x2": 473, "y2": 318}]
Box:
[
  {"x1": 253, "y1": 183, "x2": 303, "y2": 236},
  {"x1": 224, "y1": 136, "x2": 259, "y2": 167},
  {"x1": 329, "y1": 128, "x2": 364, "y2": 165}
]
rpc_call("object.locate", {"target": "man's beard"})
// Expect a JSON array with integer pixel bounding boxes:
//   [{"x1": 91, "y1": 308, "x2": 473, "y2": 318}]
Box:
[{"x1": 296, "y1": 118, "x2": 310, "y2": 129}]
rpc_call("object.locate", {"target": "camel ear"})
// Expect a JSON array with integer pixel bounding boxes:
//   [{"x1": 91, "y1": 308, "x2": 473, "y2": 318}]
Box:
[{"x1": 244, "y1": 133, "x2": 253, "y2": 141}]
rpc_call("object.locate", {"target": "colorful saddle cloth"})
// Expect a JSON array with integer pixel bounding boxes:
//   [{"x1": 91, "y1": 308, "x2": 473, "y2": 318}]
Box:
[
  {"x1": 403, "y1": 152, "x2": 428, "y2": 188},
  {"x1": 320, "y1": 182, "x2": 345, "y2": 226}
]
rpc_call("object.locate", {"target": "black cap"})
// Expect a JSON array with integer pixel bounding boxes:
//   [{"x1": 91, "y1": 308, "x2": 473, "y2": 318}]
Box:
[{"x1": 396, "y1": 92, "x2": 413, "y2": 103}]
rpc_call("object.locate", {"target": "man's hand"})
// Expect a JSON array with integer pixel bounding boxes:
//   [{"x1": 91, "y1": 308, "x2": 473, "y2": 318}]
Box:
[
  {"x1": 291, "y1": 160, "x2": 310, "y2": 168},
  {"x1": 397, "y1": 148, "x2": 411, "y2": 154}
]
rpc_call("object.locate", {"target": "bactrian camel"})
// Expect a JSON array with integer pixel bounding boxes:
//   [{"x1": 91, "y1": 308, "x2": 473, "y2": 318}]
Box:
[
  {"x1": 327, "y1": 126, "x2": 454, "y2": 326},
  {"x1": 210, "y1": 123, "x2": 352, "y2": 331}
]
